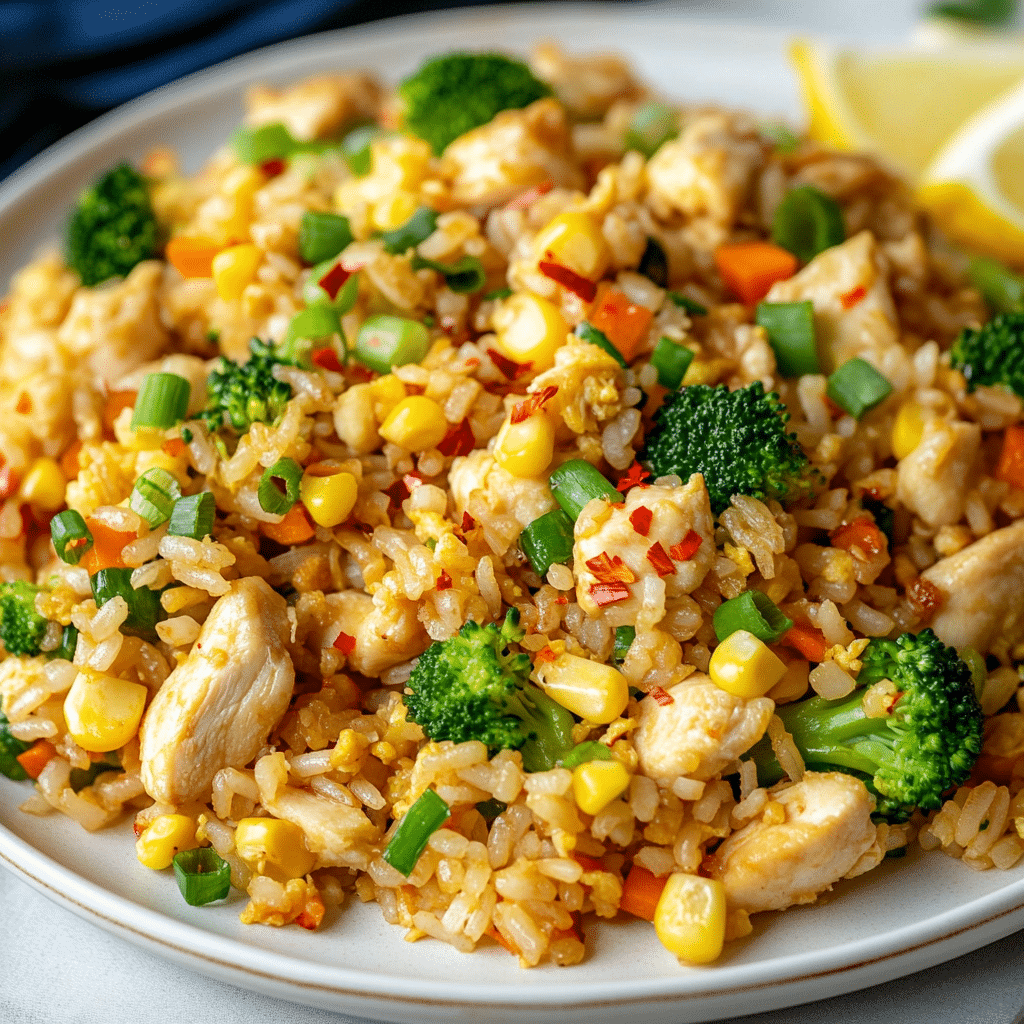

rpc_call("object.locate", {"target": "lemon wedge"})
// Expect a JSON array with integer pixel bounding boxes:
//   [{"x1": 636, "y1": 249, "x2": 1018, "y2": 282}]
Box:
[
  {"x1": 919, "y1": 78, "x2": 1024, "y2": 266},
  {"x1": 790, "y1": 39, "x2": 1024, "y2": 180}
]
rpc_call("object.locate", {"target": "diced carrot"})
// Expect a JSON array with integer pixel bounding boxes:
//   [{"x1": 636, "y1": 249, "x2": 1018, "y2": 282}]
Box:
[
  {"x1": 262, "y1": 504, "x2": 316, "y2": 545},
  {"x1": 102, "y1": 390, "x2": 138, "y2": 438},
  {"x1": 60, "y1": 440, "x2": 84, "y2": 479},
  {"x1": 574, "y1": 853, "x2": 605, "y2": 874},
  {"x1": 995, "y1": 424, "x2": 1024, "y2": 490},
  {"x1": 295, "y1": 890, "x2": 326, "y2": 930},
  {"x1": 81, "y1": 518, "x2": 137, "y2": 573},
  {"x1": 781, "y1": 622, "x2": 828, "y2": 663},
  {"x1": 15, "y1": 391, "x2": 31, "y2": 414},
  {"x1": 829, "y1": 518, "x2": 886, "y2": 558},
  {"x1": 16, "y1": 739, "x2": 57, "y2": 779},
  {"x1": 165, "y1": 237, "x2": 221, "y2": 279},
  {"x1": 487, "y1": 925, "x2": 518, "y2": 955},
  {"x1": 715, "y1": 241, "x2": 798, "y2": 305},
  {"x1": 589, "y1": 283, "x2": 654, "y2": 363},
  {"x1": 161, "y1": 437, "x2": 188, "y2": 459},
  {"x1": 619, "y1": 865, "x2": 668, "y2": 922}
]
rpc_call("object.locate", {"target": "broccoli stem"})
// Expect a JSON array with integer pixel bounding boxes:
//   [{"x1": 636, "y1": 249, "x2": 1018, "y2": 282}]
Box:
[{"x1": 501, "y1": 683, "x2": 576, "y2": 773}]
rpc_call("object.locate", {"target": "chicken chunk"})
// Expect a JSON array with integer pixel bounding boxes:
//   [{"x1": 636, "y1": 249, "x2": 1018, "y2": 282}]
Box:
[
  {"x1": 529, "y1": 41, "x2": 645, "y2": 119},
  {"x1": 528, "y1": 338, "x2": 625, "y2": 435},
  {"x1": 245, "y1": 73, "x2": 383, "y2": 142},
  {"x1": 895, "y1": 418, "x2": 980, "y2": 528},
  {"x1": 324, "y1": 589, "x2": 428, "y2": 678},
  {"x1": 574, "y1": 475, "x2": 715, "y2": 628},
  {"x1": 139, "y1": 577, "x2": 294, "y2": 804},
  {"x1": 633, "y1": 672, "x2": 774, "y2": 783},
  {"x1": 922, "y1": 518, "x2": 1024, "y2": 654},
  {"x1": 710, "y1": 772, "x2": 879, "y2": 914}
]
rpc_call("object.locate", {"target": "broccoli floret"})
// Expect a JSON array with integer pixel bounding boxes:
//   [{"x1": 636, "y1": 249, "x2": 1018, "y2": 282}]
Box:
[
  {"x1": 404, "y1": 609, "x2": 576, "y2": 772},
  {"x1": 67, "y1": 163, "x2": 159, "y2": 287},
  {"x1": 199, "y1": 338, "x2": 294, "y2": 435},
  {"x1": 0, "y1": 582, "x2": 48, "y2": 657},
  {"x1": 642, "y1": 381, "x2": 814, "y2": 516},
  {"x1": 398, "y1": 52, "x2": 552, "y2": 155},
  {"x1": 748, "y1": 628, "x2": 984, "y2": 821},
  {"x1": 949, "y1": 311, "x2": 1024, "y2": 398}
]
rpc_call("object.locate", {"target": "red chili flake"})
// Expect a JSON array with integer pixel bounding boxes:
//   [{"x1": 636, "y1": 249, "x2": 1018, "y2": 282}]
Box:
[
  {"x1": 318, "y1": 262, "x2": 351, "y2": 301},
  {"x1": 15, "y1": 392, "x2": 31, "y2": 415},
  {"x1": 535, "y1": 646, "x2": 558, "y2": 663},
  {"x1": 646, "y1": 541, "x2": 675, "y2": 577},
  {"x1": 436, "y1": 570, "x2": 453, "y2": 591},
  {"x1": 616, "y1": 461, "x2": 651, "y2": 493},
  {"x1": 461, "y1": 511, "x2": 476, "y2": 532},
  {"x1": 486, "y1": 347, "x2": 532, "y2": 380},
  {"x1": 650, "y1": 685, "x2": 674, "y2": 706},
  {"x1": 0, "y1": 465, "x2": 20, "y2": 502},
  {"x1": 162, "y1": 437, "x2": 187, "y2": 458},
  {"x1": 628, "y1": 506, "x2": 653, "y2": 537},
  {"x1": 348, "y1": 363, "x2": 374, "y2": 382},
  {"x1": 438, "y1": 418, "x2": 476, "y2": 457},
  {"x1": 538, "y1": 255, "x2": 598, "y2": 302},
  {"x1": 311, "y1": 346, "x2": 343, "y2": 372},
  {"x1": 590, "y1": 580, "x2": 631, "y2": 606},
  {"x1": 584, "y1": 551, "x2": 637, "y2": 584},
  {"x1": 510, "y1": 385, "x2": 559, "y2": 424},
  {"x1": 669, "y1": 529, "x2": 703, "y2": 562},
  {"x1": 555, "y1": 595, "x2": 568, "y2": 605},
  {"x1": 840, "y1": 284, "x2": 867, "y2": 309},
  {"x1": 259, "y1": 158, "x2": 286, "y2": 177},
  {"x1": 506, "y1": 179, "x2": 553, "y2": 211},
  {"x1": 332, "y1": 631, "x2": 356, "y2": 656}
]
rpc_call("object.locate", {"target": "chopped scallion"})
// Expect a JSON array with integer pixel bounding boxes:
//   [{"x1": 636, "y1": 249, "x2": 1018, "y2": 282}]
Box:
[
  {"x1": 342, "y1": 124, "x2": 377, "y2": 176},
  {"x1": 231, "y1": 123, "x2": 298, "y2": 164},
  {"x1": 713, "y1": 590, "x2": 793, "y2": 645},
  {"x1": 303, "y1": 262, "x2": 360, "y2": 311},
  {"x1": 666, "y1": 292, "x2": 707, "y2": 316},
  {"x1": 298, "y1": 211, "x2": 353, "y2": 265},
  {"x1": 520, "y1": 508, "x2": 575, "y2": 576},
  {"x1": 474, "y1": 798, "x2": 506, "y2": 821},
  {"x1": 624, "y1": 101, "x2": 678, "y2": 158},
  {"x1": 131, "y1": 373, "x2": 191, "y2": 429},
  {"x1": 826, "y1": 358, "x2": 894, "y2": 418},
  {"x1": 614, "y1": 625, "x2": 636, "y2": 664},
  {"x1": 173, "y1": 847, "x2": 232, "y2": 906},
  {"x1": 258, "y1": 458, "x2": 303, "y2": 515},
  {"x1": 51, "y1": 510, "x2": 93, "y2": 565},
  {"x1": 771, "y1": 185, "x2": 845, "y2": 264},
  {"x1": 49, "y1": 624, "x2": 79, "y2": 663},
  {"x1": 548, "y1": 459, "x2": 621, "y2": 520},
  {"x1": 639, "y1": 237, "x2": 669, "y2": 288},
  {"x1": 90, "y1": 568, "x2": 164, "y2": 642},
  {"x1": 382, "y1": 787, "x2": 450, "y2": 876},
  {"x1": 410, "y1": 254, "x2": 486, "y2": 294},
  {"x1": 483, "y1": 287, "x2": 513, "y2": 301},
  {"x1": 650, "y1": 336, "x2": 694, "y2": 390},
  {"x1": 559, "y1": 741, "x2": 613, "y2": 770},
  {"x1": 129, "y1": 467, "x2": 182, "y2": 527},
  {"x1": 761, "y1": 121, "x2": 801, "y2": 154},
  {"x1": 168, "y1": 492, "x2": 216, "y2": 540},
  {"x1": 755, "y1": 300, "x2": 820, "y2": 377},
  {"x1": 968, "y1": 256, "x2": 1024, "y2": 314},
  {"x1": 381, "y1": 207, "x2": 438, "y2": 255},
  {"x1": 575, "y1": 321, "x2": 627, "y2": 368},
  {"x1": 354, "y1": 314, "x2": 430, "y2": 373}
]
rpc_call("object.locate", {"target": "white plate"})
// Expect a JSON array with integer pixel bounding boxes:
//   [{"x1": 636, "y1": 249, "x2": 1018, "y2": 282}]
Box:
[{"x1": 2, "y1": 5, "x2": 1023, "y2": 1023}]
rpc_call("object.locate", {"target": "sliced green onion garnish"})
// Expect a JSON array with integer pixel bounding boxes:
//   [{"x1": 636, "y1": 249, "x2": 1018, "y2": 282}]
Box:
[
  {"x1": 298, "y1": 211, "x2": 353, "y2": 265},
  {"x1": 474, "y1": 798, "x2": 506, "y2": 821},
  {"x1": 483, "y1": 288, "x2": 513, "y2": 301},
  {"x1": 354, "y1": 314, "x2": 430, "y2": 373},
  {"x1": 520, "y1": 508, "x2": 575, "y2": 576},
  {"x1": 559, "y1": 741, "x2": 613, "y2": 770},
  {"x1": 0, "y1": 710, "x2": 31, "y2": 781},
  {"x1": 173, "y1": 847, "x2": 232, "y2": 906},
  {"x1": 624, "y1": 101, "x2": 678, "y2": 158},
  {"x1": 49, "y1": 624, "x2": 79, "y2": 663},
  {"x1": 667, "y1": 292, "x2": 708, "y2": 316},
  {"x1": 650, "y1": 336, "x2": 694, "y2": 390},
  {"x1": 51, "y1": 509, "x2": 93, "y2": 565},
  {"x1": 383, "y1": 787, "x2": 450, "y2": 876},
  {"x1": 381, "y1": 207, "x2": 438, "y2": 255},
  {"x1": 69, "y1": 757, "x2": 120, "y2": 792},
  {"x1": 826, "y1": 358, "x2": 894, "y2": 418},
  {"x1": 303, "y1": 262, "x2": 360, "y2": 312},
  {"x1": 771, "y1": 185, "x2": 845, "y2": 264},
  {"x1": 713, "y1": 590, "x2": 793, "y2": 645},
  {"x1": 575, "y1": 322, "x2": 627, "y2": 368},
  {"x1": 614, "y1": 625, "x2": 636, "y2": 664},
  {"x1": 342, "y1": 124, "x2": 377, "y2": 176},
  {"x1": 761, "y1": 122, "x2": 801, "y2": 154},
  {"x1": 131, "y1": 373, "x2": 191, "y2": 429},
  {"x1": 168, "y1": 492, "x2": 216, "y2": 540},
  {"x1": 639, "y1": 237, "x2": 669, "y2": 288},
  {"x1": 231, "y1": 123, "x2": 299, "y2": 165},
  {"x1": 755, "y1": 300, "x2": 819, "y2": 377},
  {"x1": 968, "y1": 255, "x2": 1024, "y2": 314},
  {"x1": 410, "y1": 254, "x2": 486, "y2": 294},
  {"x1": 548, "y1": 459, "x2": 621, "y2": 520},
  {"x1": 90, "y1": 568, "x2": 164, "y2": 642},
  {"x1": 281, "y1": 306, "x2": 342, "y2": 367},
  {"x1": 258, "y1": 458, "x2": 303, "y2": 515},
  {"x1": 129, "y1": 467, "x2": 182, "y2": 527}
]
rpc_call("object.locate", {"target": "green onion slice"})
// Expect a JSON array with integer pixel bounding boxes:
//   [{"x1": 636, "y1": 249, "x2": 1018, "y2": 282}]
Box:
[
  {"x1": 614, "y1": 625, "x2": 636, "y2": 664},
  {"x1": 771, "y1": 185, "x2": 845, "y2": 264},
  {"x1": 667, "y1": 292, "x2": 708, "y2": 316},
  {"x1": 761, "y1": 121, "x2": 801, "y2": 154},
  {"x1": 483, "y1": 288, "x2": 513, "y2": 301},
  {"x1": 624, "y1": 101, "x2": 678, "y2": 158},
  {"x1": 520, "y1": 508, "x2": 575, "y2": 577},
  {"x1": 231, "y1": 123, "x2": 299, "y2": 164},
  {"x1": 474, "y1": 798, "x2": 507, "y2": 821},
  {"x1": 0, "y1": 710, "x2": 31, "y2": 781},
  {"x1": 304, "y1": 262, "x2": 360, "y2": 312},
  {"x1": 381, "y1": 207, "x2": 438, "y2": 255},
  {"x1": 354, "y1": 314, "x2": 430, "y2": 373},
  {"x1": 639, "y1": 237, "x2": 669, "y2": 288},
  {"x1": 713, "y1": 590, "x2": 793, "y2": 645},
  {"x1": 575, "y1": 322, "x2": 627, "y2": 368},
  {"x1": 49, "y1": 624, "x2": 79, "y2": 663},
  {"x1": 383, "y1": 787, "x2": 450, "y2": 876},
  {"x1": 69, "y1": 757, "x2": 121, "y2": 792},
  {"x1": 173, "y1": 847, "x2": 232, "y2": 906},
  {"x1": 826, "y1": 358, "x2": 894, "y2": 418},
  {"x1": 51, "y1": 510, "x2": 93, "y2": 565},
  {"x1": 258, "y1": 458, "x2": 303, "y2": 515},
  {"x1": 129, "y1": 467, "x2": 182, "y2": 528},
  {"x1": 168, "y1": 492, "x2": 216, "y2": 540},
  {"x1": 410, "y1": 254, "x2": 486, "y2": 294},
  {"x1": 968, "y1": 255, "x2": 1024, "y2": 314},
  {"x1": 559, "y1": 741, "x2": 613, "y2": 770},
  {"x1": 131, "y1": 373, "x2": 191, "y2": 429},
  {"x1": 90, "y1": 568, "x2": 164, "y2": 642},
  {"x1": 548, "y1": 459, "x2": 621, "y2": 520},
  {"x1": 298, "y1": 211, "x2": 354, "y2": 265},
  {"x1": 755, "y1": 300, "x2": 820, "y2": 377},
  {"x1": 650, "y1": 336, "x2": 694, "y2": 390},
  {"x1": 342, "y1": 124, "x2": 377, "y2": 176}
]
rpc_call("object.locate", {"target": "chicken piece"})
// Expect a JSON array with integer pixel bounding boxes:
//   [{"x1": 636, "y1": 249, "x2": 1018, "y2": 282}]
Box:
[
  {"x1": 323, "y1": 589, "x2": 428, "y2": 678},
  {"x1": 245, "y1": 73, "x2": 383, "y2": 142},
  {"x1": 633, "y1": 672, "x2": 774, "y2": 783},
  {"x1": 895, "y1": 418, "x2": 980, "y2": 528},
  {"x1": 139, "y1": 577, "x2": 294, "y2": 804},
  {"x1": 766, "y1": 230, "x2": 911, "y2": 391},
  {"x1": 440, "y1": 98, "x2": 585, "y2": 209},
  {"x1": 646, "y1": 112, "x2": 764, "y2": 226},
  {"x1": 529, "y1": 337, "x2": 625, "y2": 435},
  {"x1": 529, "y1": 41, "x2": 645, "y2": 119},
  {"x1": 574, "y1": 475, "x2": 715, "y2": 628},
  {"x1": 922, "y1": 518, "x2": 1024, "y2": 654},
  {"x1": 710, "y1": 772, "x2": 879, "y2": 914},
  {"x1": 449, "y1": 449, "x2": 556, "y2": 533}
]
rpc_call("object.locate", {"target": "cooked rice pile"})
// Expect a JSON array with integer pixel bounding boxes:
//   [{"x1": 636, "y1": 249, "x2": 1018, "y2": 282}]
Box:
[{"x1": 1, "y1": 43, "x2": 1024, "y2": 968}]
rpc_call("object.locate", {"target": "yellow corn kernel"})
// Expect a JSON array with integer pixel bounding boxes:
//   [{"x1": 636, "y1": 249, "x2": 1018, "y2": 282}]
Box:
[
  {"x1": 135, "y1": 814, "x2": 198, "y2": 870},
  {"x1": 371, "y1": 189, "x2": 420, "y2": 232},
  {"x1": 891, "y1": 400, "x2": 926, "y2": 459},
  {"x1": 368, "y1": 374, "x2": 408, "y2": 422},
  {"x1": 654, "y1": 873, "x2": 726, "y2": 964},
  {"x1": 537, "y1": 653, "x2": 629, "y2": 724},
  {"x1": 572, "y1": 759, "x2": 632, "y2": 816},
  {"x1": 234, "y1": 817, "x2": 316, "y2": 881},
  {"x1": 300, "y1": 467, "x2": 358, "y2": 528},
  {"x1": 379, "y1": 395, "x2": 448, "y2": 452},
  {"x1": 19, "y1": 457, "x2": 66, "y2": 512},
  {"x1": 493, "y1": 293, "x2": 568, "y2": 371},
  {"x1": 534, "y1": 211, "x2": 611, "y2": 281},
  {"x1": 494, "y1": 413, "x2": 555, "y2": 478},
  {"x1": 63, "y1": 668, "x2": 147, "y2": 753},
  {"x1": 709, "y1": 629, "x2": 787, "y2": 698},
  {"x1": 211, "y1": 243, "x2": 261, "y2": 302}
]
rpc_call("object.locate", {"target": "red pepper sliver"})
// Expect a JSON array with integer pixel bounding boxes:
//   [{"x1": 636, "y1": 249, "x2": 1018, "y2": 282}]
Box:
[
  {"x1": 311, "y1": 346, "x2": 343, "y2": 372},
  {"x1": 669, "y1": 529, "x2": 703, "y2": 562},
  {"x1": 840, "y1": 284, "x2": 867, "y2": 309},
  {"x1": 438, "y1": 417, "x2": 476, "y2": 457},
  {"x1": 318, "y1": 262, "x2": 351, "y2": 301},
  {"x1": 590, "y1": 581, "x2": 631, "y2": 606},
  {"x1": 510, "y1": 385, "x2": 558, "y2": 424},
  {"x1": 486, "y1": 347, "x2": 532, "y2": 380},
  {"x1": 332, "y1": 631, "x2": 356, "y2": 655},
  {"x1": 585, "y1": 551, "x2": 637, "y2": 584},
  {"x1": 646, "y1": 541, "x2": 675, "y2": 577},
  {"x1": 650, "y1": 685, "x2": 674, "y2": 707},
  {"x1": 628, "y1": 506, "x2": 653, "y2": 537},
  {"x1": 436, "y1": 569, "x2": 453, "y2": 591},
  {"x1": 538, "y1": 256, "x2": 598, "y2": 302}
]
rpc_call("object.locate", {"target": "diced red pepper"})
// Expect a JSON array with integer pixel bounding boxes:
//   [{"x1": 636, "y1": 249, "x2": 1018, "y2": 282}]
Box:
[
  {"x1": 318, "y1": 262, "x2": 351, "y2": 301},
  {"x1": 260, "y1": 158, "x2": 287, "y2": 178},
  {"x1": 669, "y1": 529, "x2": 703, "y2": 562},
  {"x1": 461, "y1": 511, "x2": 476, "y2": 532},
  {"x1": 311, "y1": 346, "x2": 343, "y2": 372},
  {"x1": 332, "y1": 631, "x2": 356, "y2": 655},
  {"x1": 628, "y1": 506, "x2": 653, "y2": 537},
  {"x1": 840, "y1": 284, "x2": 867, "y2": 309},
  {"x1": 436, "y1": 570, "x2": 453, "y2": 591},
  {"x1": 646, "y1": 541, "x2": 675, "y2": 577}
]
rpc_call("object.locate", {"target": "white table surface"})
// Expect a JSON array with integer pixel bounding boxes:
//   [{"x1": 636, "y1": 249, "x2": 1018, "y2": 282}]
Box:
[{"x1": 4, "y1": 1, "x2": 1024, "y2": 1022}]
